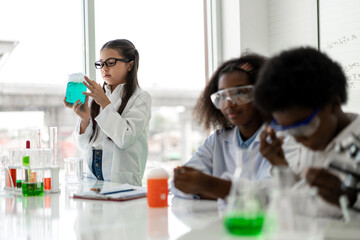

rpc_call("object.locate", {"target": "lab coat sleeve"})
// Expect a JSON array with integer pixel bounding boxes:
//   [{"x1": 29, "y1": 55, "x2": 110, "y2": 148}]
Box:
[
  {"x1": 72, "y1": 118, "x2": 94, "y2": 152},
  {"x1": 282, "y1": 135, "x2": 302, "y2": 173},
  {"x1": 183, "y1": 135, "x2": 215, "y2": 174},
  {"x1": 95, "y1": 91, "x2": 152, "y2": 149},
  {"x1": 170, "y1": 135, "x2": 215, "y2": 199}
]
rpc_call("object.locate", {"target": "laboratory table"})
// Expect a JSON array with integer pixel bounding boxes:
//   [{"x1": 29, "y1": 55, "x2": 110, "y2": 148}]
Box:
[{"x1": 1, "y1": 177, "x2": 359, "y2": 240}]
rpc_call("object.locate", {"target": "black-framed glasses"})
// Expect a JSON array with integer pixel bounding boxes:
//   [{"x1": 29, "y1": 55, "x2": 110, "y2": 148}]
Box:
[{"x1": 94, "y1": 57, "x2": 130, "y2": 69}]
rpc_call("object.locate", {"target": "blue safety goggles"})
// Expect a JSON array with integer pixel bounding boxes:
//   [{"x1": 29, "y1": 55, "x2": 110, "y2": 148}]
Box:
[{"x1": 270, "y1": 109, "x2": 320, "y2": 137}]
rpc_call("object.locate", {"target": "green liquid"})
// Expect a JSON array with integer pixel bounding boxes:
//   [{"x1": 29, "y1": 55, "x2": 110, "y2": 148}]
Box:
[
  {"x1": 23, "y1": 156, "x2": 30, "y2": 166},
  {"x1": 65, "y1": 82, "x2": 87, "y2": 105},
  {"x1": 22, "y1": 182, "x2": 44, "y2": 196},
  {"x1": 224, "y1": 213, "x2": 265, "y2": 236},
  {"x1": 16, "y1": 180, "x2": 22, "y2": 188}
]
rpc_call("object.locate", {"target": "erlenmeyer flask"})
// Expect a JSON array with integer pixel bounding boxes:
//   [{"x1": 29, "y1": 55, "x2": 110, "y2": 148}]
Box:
[
  {"x1": 223, "y1": 147, "x2": 267, "y2": 236},
  {"x1": 265, "y1": 166, "x2": 320, "y2": 240}
]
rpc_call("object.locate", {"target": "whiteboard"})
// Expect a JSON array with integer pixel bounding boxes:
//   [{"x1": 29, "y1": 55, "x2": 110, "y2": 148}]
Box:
[{"x1": 319, "y1": 0, "x2": 360, "y2": 113}]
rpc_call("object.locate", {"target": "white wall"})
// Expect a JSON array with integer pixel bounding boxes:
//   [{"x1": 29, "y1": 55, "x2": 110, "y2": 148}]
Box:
[
  {"x1": 267, "y1": 0, "x2": 318, "y2": 55},
  {"x1": 221, "y1": 0, "x2": 241, "y2": 60},
  {"x1": 218, "y1": 0, "x2": 318, "y2": 60},
  {"x1": 239, "y1": 0, "x2": 269, "y2": 56},
  {"x1": 216, "y1": 0, "x2": 359, "y2": 114}
]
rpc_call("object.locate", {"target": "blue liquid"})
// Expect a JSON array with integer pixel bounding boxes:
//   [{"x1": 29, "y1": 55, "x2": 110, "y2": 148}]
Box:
[{"x1": 65, "y1": 82, "x2": 87, "y2": 105}]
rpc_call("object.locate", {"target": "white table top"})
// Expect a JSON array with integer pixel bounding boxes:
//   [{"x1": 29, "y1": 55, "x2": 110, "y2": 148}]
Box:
[
  {"x1": 1, "y1": 177, "x2": 359, "y2": 240},
  {"x1": 0, "y1": 177, "x2": 239, "y2": 240}
]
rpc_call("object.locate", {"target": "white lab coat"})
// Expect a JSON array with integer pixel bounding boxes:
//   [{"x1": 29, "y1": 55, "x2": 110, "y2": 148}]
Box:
[
  {"x1": 73, "y1": 85, "x2": 151, "y2": 186},
  {"x1": 170, "y1": 124, "x2": 304, "y2": 199}
]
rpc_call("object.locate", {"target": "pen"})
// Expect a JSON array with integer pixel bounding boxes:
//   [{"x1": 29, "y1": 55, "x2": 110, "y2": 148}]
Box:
[
  {"x1": 101, "y1": 188, "x2": 135, "y2": 195},
  {"x1": 90, "y1": 188, "x2": 101, "y2": 192}
]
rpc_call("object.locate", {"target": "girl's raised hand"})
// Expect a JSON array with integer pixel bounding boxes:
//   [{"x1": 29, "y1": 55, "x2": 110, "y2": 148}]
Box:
[{"x1": 82, "y1": 76, "x2": 111, "y2": 109}]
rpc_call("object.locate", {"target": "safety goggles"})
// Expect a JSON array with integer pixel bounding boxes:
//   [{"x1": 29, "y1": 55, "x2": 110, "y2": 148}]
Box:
[
  {"x1": 210, "y1": 85, "x2": 253, "y2": 110},
  {"x1": 270, "y1": 109, "x2": 320, "y2": 137}
]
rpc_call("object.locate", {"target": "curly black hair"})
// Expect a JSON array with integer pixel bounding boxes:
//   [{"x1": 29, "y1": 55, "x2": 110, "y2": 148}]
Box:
[
  {"x1": 193, "y1": 53, "x2": 267, "y2": 130},
  {"x1": 254, "y1": 47, "x2": 347, "y2": 115}
]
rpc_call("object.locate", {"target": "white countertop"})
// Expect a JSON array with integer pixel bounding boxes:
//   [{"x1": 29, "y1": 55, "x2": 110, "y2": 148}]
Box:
[
  {"x1": 0, "y1": 177, "x2": 236, "y2": 240},
  {"x1": 1, "y1": 176, "x2": 359, "y2": 240}
]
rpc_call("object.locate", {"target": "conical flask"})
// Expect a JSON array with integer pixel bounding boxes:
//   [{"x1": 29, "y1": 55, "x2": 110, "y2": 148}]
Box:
[{"x1": 223, "y1": 147, "x2": 267, "y2": 236}]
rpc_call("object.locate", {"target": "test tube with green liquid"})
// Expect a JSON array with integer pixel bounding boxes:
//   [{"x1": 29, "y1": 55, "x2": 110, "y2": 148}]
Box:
[{"x1": 65, "y1": 73, "x2": 87, "y2": 105}]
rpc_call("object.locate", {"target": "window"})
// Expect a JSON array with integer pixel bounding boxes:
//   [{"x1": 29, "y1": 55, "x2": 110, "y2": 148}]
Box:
[
  {"x1": 0, "y1": 0, "x2": 84, "y2": 161},
  {"x1": 93, "y1": 0, "x2": 207, "y2": 173}
]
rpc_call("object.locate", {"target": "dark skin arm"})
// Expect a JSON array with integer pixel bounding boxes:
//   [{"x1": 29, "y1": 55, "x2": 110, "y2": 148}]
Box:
[
  {"x1": 173, "y1": 166, "x2": 232, "y2": 200},
  {"x1": 306, "y1": 168, "x2": 358, "y2": 207}
]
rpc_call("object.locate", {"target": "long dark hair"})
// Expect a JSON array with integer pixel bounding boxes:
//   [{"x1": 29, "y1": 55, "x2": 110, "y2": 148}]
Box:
[
  {"x1": 193, "y1": 53, "x2": 267, "y2": 131},
  {"x1": 89, "y1": 39, "x2": 140, "y2": 142}
]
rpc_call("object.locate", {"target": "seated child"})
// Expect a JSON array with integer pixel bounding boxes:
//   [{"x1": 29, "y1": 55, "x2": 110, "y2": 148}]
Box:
[
  {"x1": 171, "y1": 54, "x2": 271, "y2": 200},
  {"x1": 254, "y1": 47, "x2": 359, "y2": 217}
]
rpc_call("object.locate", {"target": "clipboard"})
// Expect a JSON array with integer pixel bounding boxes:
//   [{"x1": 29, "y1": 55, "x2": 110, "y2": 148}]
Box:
[{"x1": 72, "y1": 184, "x2": 147, "y2": 202}]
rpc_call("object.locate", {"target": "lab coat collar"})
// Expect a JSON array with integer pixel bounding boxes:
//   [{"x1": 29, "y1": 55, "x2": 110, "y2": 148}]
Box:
[
  {"x1": 219, "y1": 125, "x2": 264, "y2": 148},
  {"x1": 104, "y1": 83, "x2": 125, "y2": 96}
]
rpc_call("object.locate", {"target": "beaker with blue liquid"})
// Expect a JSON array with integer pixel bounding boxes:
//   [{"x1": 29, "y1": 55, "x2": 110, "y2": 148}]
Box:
[{"x1": 65, "y1": 73, "x2": 87, "y2": 105}]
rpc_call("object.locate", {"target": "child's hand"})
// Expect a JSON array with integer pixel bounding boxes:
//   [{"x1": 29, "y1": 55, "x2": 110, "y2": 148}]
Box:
[
  {"x1": 63, "y1": 96, "x2": 90, "y2": 122},
  {"x1": 259, "y1": 125, "x2": 288, "y2": 166},
  {"x1": 306, "y1": 168, "x2": 357, "y2": 207},
  {"x1": 82, "y1": 76, "x2": 111, "y2": 109},
  {"x1": 173, "y1": 166, "x2": 210, "y2": 195}
]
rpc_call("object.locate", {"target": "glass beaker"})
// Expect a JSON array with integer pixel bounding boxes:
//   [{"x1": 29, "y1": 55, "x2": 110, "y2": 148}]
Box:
[
  {"x1": 65, "y1": 73, "x2": 87, "y2": 105},
  {"x1": 223, "y1": 147, "x2": 267, "y2": 236},
  {"x1": 64, "y1": 157, "x2": 83, "y2": 184},
  {"x1": 22, "y1": 149, "x2": 45, "y2": 196},
  {"x1": 22, "y1": 166, "x2": 44, "y2": 196},
  {"x1": 224, "y1": 181, "x2": 267, "y2": 236}
]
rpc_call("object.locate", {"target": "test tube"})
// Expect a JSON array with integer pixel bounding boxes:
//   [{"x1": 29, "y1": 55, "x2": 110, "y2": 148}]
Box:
[
  {"x1": 43, "y1": 149, "x2": 52, "y2": 192},
  {"x1": 49, "y1": 127, "x2": 58, "y2": 166},
  {"x1": 23, "y1": 141, "x2": 30, "y2": 182},
  {"x1": 6, "y1": 149, "x2": 17, "y2": 189},
  {"x1": 31, "y1": 128, "x2": 42, "y2": 149},
  {"x1": 44, "y1": 169, "x2": 51, "y2": 191}
]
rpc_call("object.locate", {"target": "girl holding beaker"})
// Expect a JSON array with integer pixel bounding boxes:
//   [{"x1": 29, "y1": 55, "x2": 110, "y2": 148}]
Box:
[{"x1": 64, "y1": 39, "x2": 151, "y2": 186}]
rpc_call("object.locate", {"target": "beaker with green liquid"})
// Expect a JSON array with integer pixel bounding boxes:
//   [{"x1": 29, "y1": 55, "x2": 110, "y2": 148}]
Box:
[
  {"x1": 22, "y1": 149, "x2": 44, "y2": 197},
  {"x1": 223, "y1": 148, "x2": 268, "y2": 236},
  {"x1": 65, "y1": 73, "x2": 87, "y2": 105},
  {"x1": 224, "y1": 192, "x2": 266, "y2": 236},
  {"x1": 22, "y1": 167, "x2": 44, "y2": 196}
]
